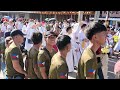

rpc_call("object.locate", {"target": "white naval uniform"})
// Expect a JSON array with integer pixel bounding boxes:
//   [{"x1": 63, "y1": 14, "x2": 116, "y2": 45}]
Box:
[
  {"x1": 25, "y1": 28, "x2": 34, "y2": 51},
  {"x1": 1, "y1": 23, "x2": 7, "y2": 33},
  {"x1": 101, "y1": 39, "x2": 109, "y2": 79},
  {"x1": 114, "y1": 31, "x2": 120, "y2": 51},
  {"x1": 25, "y1": 27, "x2": 39, "y2": 52},
  {"x1": 38, "y1": 26, "x2": 47, "y2": 47},
  {"x1": 1, "y1": 23, "x2": 7, "y2": 37},
  {"x1": 15, "y1": 21, "x2": 23, "y2": 30},
  {"x1": 107, "y1": 34, "x2": 113, "y2": 54},
  {"x1": 71, "y1": 23, "x2": 82, "y2": 68},
  {"x1": 22, "y1": 25, "x2": 27, "y2": 35},
  {"x1": 78, "y1": 29, "x2": 89, "y2": 53},
  {"x1": 101, "y1": 54, "x2": 108, "y2": 79},
  {"x1": 7, "y1": 24, "x2": 14, "y2": 32},
  {"x1": 59, "y1": 23, "x2": 69, "y2": 35},
  {"x1": 66, "y1": 34, "x2": 76, "y2": 72}
]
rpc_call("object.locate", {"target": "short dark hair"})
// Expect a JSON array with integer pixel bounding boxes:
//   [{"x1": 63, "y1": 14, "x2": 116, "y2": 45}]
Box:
[
  {"x1": 56, "y1": 35, "x2": 71, "y2": 50},
  {"x1": 84, "y1": 21, "x2": 107, "y2": 40},
  {"x1": 66, "y1": 26, "x2": 71, "y2": 32},
  {"x1": 10, "y1": 30, "x2": 25, "y2": 37},
  {"x1": 31, "y1": 32, "x2": 43, "y2": 44},
  {"x1": 5, "y1": 32, "x2": 11, "y2": 38}
]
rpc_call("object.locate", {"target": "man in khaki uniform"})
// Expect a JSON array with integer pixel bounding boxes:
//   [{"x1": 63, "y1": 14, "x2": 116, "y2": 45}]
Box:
[
  {"x1": 49, "y1": 35, "x2": 71, "y2": 79},
  {"x1": 5, "y1": 30, "x2": 27, "y2": 79},
  {"x1": 37, "y1": 31, "x2": 57, "y2": 79},
  {"x1": 26, "y1": 32, "x2": 42, "y2": 79},
  {"x1": 77, "y1": 22, "x2": 107, "y2": 79}
]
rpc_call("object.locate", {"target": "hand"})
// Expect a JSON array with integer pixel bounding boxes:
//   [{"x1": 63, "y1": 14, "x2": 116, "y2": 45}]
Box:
[{"x1": 24, "y1": 73, "x2": 28, "y2": 79}]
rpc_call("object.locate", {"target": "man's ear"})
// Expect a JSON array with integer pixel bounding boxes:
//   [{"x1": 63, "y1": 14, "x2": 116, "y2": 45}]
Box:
[
  {"x1": 66, "y1": 44, "x2": 71, "y2": 51},
  {"x1": 14, "y1": 36, "x2": 17, "y2": 39},
  {"x1": 93, "y1": 34, "x2": 98, "y2": 40}
]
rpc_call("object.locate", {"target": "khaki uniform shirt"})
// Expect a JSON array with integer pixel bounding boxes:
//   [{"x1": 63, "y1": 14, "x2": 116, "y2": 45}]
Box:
[
  {"x1": 27, "y1": 47, "x2": 40, "y2": 79},
  {"x1": 5, "y1": 42, "x2": 24, "y2": 77},
  {"x1": 77, "y1": 47, "x2": 98, "y2": 79},
  {"x1": 49, "y1": 52, "x2": 68, "y2": 79},
  {"x1": 37, "y1": 48, "x2": 56, "y2": 79}
]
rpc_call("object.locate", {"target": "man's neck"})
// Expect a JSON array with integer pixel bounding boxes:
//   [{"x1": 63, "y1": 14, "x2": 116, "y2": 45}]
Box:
[
  {"x1": 14, "y1": 40, "x2": 20, "y2": 48},
  {"x1": 88, "y1": 42, "x2": 100, "y2": 53},
  {"x1": 46, "y1": 44, "x2": 53, "y2": 53},
  {"x1": 58, "y1": 50, "x2": 67, "y2": 60},
  {"x1": 33, "y1": 44, "x2": 40, "y2": 51}
]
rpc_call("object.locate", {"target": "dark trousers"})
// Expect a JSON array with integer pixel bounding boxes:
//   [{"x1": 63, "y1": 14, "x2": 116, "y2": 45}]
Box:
[
  {"x1": 97, "y1": 57, "x2": 104, "y2": 79},
  {"x1": 98, "y1": 67, "x2": 104, "y2": 79}
]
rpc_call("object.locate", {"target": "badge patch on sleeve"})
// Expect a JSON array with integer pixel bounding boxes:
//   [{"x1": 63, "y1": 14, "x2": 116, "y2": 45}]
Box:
[
  {"x1": 38, "y1": 61, "x2": 45, "y2": 67},
  {"x1": 88, "y1": 69, "x2": 95, "y2": 75},
  {"x1": 59, "y1": 73, "x2": 67, "y2": 79},
  {"x1": 11, "y1": 54, "x2": 19, "y2": 60}
]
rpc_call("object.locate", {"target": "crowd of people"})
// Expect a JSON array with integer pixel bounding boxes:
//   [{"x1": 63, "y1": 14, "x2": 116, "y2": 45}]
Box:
[{"x1": 0, "y1": 16, "x2": 120, "y2": 79}]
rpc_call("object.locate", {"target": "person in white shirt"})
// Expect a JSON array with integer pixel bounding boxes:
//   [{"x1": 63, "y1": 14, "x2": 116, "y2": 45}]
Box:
[
  {"x1": 37, "y1": 22, "x2": 47, "y2": 47},
  {"x1": 15, "y1": 18, "x2": 24, "y2": 30},
  {"x1": 53, "y1": 21, "x2": 59, "y2": 32},
  {"x1": 106, "y1": 26, "x2": 114, "y2": 56},
  {"x1": 65, "y1": 27, "x2": 75, "y2": 72},
  {"x1": 71, "y1": 23, "x2": 80, "y2": 43},
  {"x1": 113, "y1": 30, "x2": 120, "y2": 52},
  {"x1": 21, "y1": 21, "x2": 28, "y2": 49},
  {"x1": 60, "y1": 20, "x2": 69, "y2": 35},
  {"x1": 7, "y1": 19, "x2": 14, "y2": 32},
  {"x1": 79, "y1": 23, "x2": 89, "y2": 53},
  {"x1": 25, "y1": 24, "x2": 39, "y2": 51},
  {"x1": 22, "y1": 21, "x2": 28, "y2": 35},
  {"x1": 27, "y1": 19, "x2": 35, "y2": 30},
  {"x1": 70, "y1": 23, "x2": 82, "y2": 68},
  {"x1": 1, "y1": 21, "x2": 8, "y2": 37}
]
